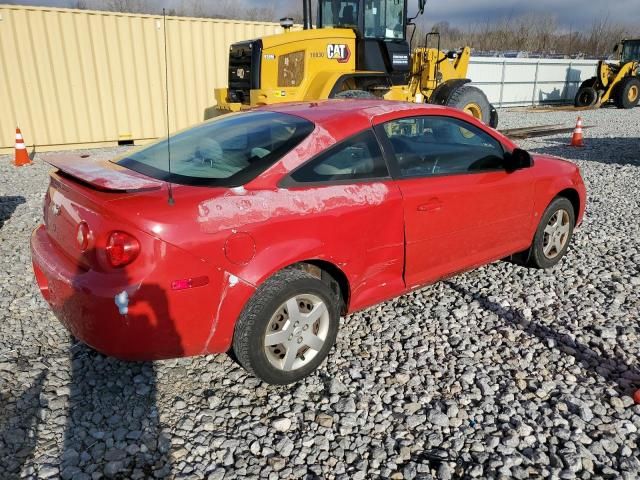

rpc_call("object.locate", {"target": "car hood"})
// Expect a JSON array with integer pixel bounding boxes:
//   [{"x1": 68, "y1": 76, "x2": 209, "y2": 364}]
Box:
[{"x1": 531, "y1": 153, "x2": 579, "y2": 171}]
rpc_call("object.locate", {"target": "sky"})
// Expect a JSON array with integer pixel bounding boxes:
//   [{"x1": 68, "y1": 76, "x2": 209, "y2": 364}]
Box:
[
  {"x1": 415, "y1": 0, "x2": 640, "y2": 30},
  {"x1": 4, "y1": 0, "x2": 640, "y2": 30}
]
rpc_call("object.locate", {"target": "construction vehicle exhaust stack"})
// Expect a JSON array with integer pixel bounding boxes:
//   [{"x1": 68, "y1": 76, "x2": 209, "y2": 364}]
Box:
[{"x1": 209, "y1": 0, "x2": 498, "y2": 127}]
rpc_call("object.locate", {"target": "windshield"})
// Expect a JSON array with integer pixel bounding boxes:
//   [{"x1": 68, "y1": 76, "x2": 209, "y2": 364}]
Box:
[
  {"x1": 621, "y1": 40, "x2": 640, "y2": 63},
  {"x1": 114, "y1": 111, "x2": 314, "y2": 187},
  {"x1": 364, "y1": 0, "x2": 405, "y2": 40},
  {"x1": 319, "y1": 0, "x2": 406, "y2": 40},
  {"x1": 319, "y1": 0, "x2": 359, "y2": 29}
]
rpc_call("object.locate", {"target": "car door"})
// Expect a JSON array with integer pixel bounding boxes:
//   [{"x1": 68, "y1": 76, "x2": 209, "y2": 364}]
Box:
[
  {"x1": 376, "y1": 115, "x2": 535, "y2": 288},
  {"x1": 280, "y1": 128, "x2": 406, "y2": 310}
]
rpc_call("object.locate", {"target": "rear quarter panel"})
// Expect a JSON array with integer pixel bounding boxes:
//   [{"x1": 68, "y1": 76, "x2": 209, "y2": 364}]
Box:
[{"x1": 194, "y1": 181, "x2": 406, "y2": 312}]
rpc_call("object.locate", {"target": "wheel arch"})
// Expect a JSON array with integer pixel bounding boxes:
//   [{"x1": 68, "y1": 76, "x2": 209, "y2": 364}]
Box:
[
  {"x1": 327, "y1": 73, "x2": 391, "y2": 98},
  {"x1": 208, "y1": 257, "x2": 352, "y2": 354},
  {"x1": 289, "y1": 260, "x2": 351, "y2": 315},
  {"x1": 555, "y1": 188, "x2": 581, "y2": 220},
  {"x1": 429, "y1": 78, "x2": 471, "y2": 105}
]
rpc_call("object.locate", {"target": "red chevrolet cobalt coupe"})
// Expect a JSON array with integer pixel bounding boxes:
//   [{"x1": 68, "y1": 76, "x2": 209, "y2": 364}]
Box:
[{"x1": 31, "y1": 100, "x2": 585, "y2": 384}]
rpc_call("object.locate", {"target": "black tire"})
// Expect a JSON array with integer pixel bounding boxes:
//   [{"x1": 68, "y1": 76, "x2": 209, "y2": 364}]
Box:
[
  {"x1": 232, "y1": 268, "x2": 340, "y2": 385},
  {"x1": 446, "y1": 85, "x2": 492, "y2": 124},
  {"x1": 332, "y1": 89, "x2": 376, "y2": 99},
  {"x1": 614, "y1": 77, "x2": 640, "y2": 109},
  {"x1": 489, "y1": 106, "x2": 499, "y2": 128},
  {"x1": 526, "y1": 197, "x2": 576, "y2": 269},
  {"x1": 574, "y1": 86, "x2": 598, "y2": 107}
]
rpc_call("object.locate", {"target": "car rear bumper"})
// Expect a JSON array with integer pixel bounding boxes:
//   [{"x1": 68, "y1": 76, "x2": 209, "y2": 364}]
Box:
[{"x1": 30, "y1": 225, "x2": 254, "y2": 360}]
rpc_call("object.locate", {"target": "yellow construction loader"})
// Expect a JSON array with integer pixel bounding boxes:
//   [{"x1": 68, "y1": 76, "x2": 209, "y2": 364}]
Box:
[
  {"x1": 209, "y1": 0, "x2": 498, "y2": 127},
  {"x1": 575, "y1": 38, "x2": 640, "y2": 108}
]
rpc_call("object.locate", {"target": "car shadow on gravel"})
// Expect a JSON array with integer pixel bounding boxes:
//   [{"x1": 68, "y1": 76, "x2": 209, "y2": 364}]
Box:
[
  {"x1": 57, "y1": 249, "x2": 181, "y2": 479},
  {"x1": 0, "y1": 196, "x2": 26, "y2": 230},
  {"x1": 445, "y1": 282, "x2": 640, "y2": 396},
  {"x1": 0, "y1": 371, "x2": 47, "y2": 480},
  {"x1": 62, "y1": 345, "x2": 174, "y2": 479},
  {"x1": 529, "y1": 138, "x2": 640, "y2": 167}
]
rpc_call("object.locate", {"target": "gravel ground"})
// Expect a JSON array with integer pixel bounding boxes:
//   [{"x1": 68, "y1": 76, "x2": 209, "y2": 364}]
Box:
[{"x1": 1, "y1": 106, "x2": 639, "y2": 480}]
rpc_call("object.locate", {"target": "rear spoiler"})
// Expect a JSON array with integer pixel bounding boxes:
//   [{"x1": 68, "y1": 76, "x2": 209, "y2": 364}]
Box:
[{"x1": 45, "y1": 154, "x2": 164, "y2": 192}]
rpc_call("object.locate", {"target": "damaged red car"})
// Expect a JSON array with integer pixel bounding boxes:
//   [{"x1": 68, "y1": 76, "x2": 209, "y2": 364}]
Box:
[{"x1": 31, "y1": 100, "x2": 586, "y2": 384}]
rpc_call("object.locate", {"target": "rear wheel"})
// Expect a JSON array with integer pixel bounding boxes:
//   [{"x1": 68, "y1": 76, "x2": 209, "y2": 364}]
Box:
[
  {"x1": 232, "y1": 268, "x2": 340, "y2": 384},
  {"x1": 446, "y1": 85, "x2": 492, "y2": 124},
  {"x1": 332, "y1": 89, "x2": 377, "y2": 99},
  {"x1": 574, "y1": 86, "x2": 598, "y2": 107},
  {"x1": 614, "y1": 77, "x2": 640, "y2": 109},
  {"x1": 527, "y1": 197, "x2": 575, "y2": 269}
]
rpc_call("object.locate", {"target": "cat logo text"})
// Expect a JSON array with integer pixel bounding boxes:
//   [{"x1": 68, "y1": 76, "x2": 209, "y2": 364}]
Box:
[{"x1": 326, "y1": 44, "x2": 351, "y2": 63}]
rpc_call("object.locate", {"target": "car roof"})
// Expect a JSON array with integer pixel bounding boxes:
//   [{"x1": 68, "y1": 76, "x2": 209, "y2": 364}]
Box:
[{"x1": 260, "y1": 99, "x2": 453, "y2": 138}]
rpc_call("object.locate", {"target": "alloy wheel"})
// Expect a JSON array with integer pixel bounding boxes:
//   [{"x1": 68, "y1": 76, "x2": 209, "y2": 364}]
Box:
[
  {"x1": 263, "y1": 294, "x2": 330, "y2": 372},
  {"x1": 543, "y1": 209, "x2": 571, "y2": 259}
]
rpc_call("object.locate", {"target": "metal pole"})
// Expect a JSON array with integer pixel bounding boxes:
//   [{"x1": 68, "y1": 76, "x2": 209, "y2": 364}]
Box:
[
  {"x1": 498, "y1": 60, "x2": 506, "y2": 107},
  {"x1": 567, "y1": 60, "x2": 573, "y2": 102},
  {"x1": 532, "y1": 60, "x2": 540, "y2": 106}
]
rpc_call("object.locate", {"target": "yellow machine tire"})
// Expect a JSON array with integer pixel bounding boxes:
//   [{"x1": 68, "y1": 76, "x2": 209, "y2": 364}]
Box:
[
  {"x1": 614, "y1": 77, "x2": 640, "y2": 109},
  {"x1": 446, "y1": 85, "x2": 492, "y2": 124}
]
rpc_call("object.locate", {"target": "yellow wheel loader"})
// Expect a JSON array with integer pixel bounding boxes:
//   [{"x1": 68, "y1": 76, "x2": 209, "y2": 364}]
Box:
[
  {"x1": 209, "y1": 0, "x2": 498, "y2": 127},
  {"x1": 575, "y1": 38, "x2": 640, "y2": 109}
]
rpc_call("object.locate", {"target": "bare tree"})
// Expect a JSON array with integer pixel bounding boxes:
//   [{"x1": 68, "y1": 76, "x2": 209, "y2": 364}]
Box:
[
  {"x1": 414, "y1": 12, "x2": 639, "y2": 58},
  {"x1": 105, "y1": 0, "x2": 149, "y2": 14}
]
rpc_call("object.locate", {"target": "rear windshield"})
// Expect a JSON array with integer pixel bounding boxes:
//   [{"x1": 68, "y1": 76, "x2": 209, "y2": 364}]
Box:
[{"x1": 114, "y1": 111, "x2": 314, "y2": 187}]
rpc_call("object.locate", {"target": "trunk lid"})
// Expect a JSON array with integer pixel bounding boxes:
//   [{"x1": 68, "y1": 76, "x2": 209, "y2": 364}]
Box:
[{"x1": 43, "y1": 155, "x2": 165, "y2": 269}]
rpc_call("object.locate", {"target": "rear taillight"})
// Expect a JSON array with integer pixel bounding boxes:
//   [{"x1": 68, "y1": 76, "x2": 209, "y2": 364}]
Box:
[{"x1": 105, "y1": 231, "x2": 140, "y2": 267}]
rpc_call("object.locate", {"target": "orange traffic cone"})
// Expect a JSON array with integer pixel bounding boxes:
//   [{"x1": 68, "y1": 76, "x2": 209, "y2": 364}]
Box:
[
  {"x1": 569, "y1": 117, "x2": 584, "y2": 147},
  {"x1": 14, "y1": 127, "x2": 32, "y2": 166}
]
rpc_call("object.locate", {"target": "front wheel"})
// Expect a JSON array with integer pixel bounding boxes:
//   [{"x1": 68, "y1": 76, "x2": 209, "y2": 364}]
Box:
[
  {"x1": 232, "y1": 268, "x2": 340, "y2": 384},
  {"x1": 614, "y1": 77, "x2": 640, "y2": 109},
  {"x1": 527, "y1": 197, "x2": 576, "y2": 269},
  {"x1": 446, "y1": 85, "x2": 492, "y2": 124}
]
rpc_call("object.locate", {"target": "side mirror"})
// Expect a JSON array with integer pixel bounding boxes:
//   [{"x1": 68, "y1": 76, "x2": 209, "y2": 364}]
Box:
[
  {"x1": 505, "y1": 148, "x2": 533, "y2": 172},
  {"x1": 613, "y1": 43, "x2": 619, "y2": 53},
  {"x1": 418, "y1": 0, "x2": 426, "y2": 13}
]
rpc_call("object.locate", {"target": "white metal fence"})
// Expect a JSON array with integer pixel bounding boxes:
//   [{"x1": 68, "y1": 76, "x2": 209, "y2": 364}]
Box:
[{"x1": 468, "y1": 57, "x2": 599, "y2": 107}]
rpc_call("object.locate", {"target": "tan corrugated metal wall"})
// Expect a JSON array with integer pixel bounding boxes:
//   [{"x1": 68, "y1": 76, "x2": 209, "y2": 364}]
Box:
[{"x1": 0, "y1": 5, "x2": 288, "y2": 153}]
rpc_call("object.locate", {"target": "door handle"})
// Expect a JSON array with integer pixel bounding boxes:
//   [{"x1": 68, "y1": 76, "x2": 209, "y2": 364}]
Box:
[{"x1": 417, "y1": 198, "x2": 443, "y2": 212}]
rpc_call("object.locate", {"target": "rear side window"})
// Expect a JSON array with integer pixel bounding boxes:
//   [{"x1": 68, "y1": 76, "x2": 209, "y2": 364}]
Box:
[
  {"x1": 288, "y1": 129, "x2": 389, "y2": 183},
  {"x1": 114, "y1": 111, "x2": 314, "y2": 187}
]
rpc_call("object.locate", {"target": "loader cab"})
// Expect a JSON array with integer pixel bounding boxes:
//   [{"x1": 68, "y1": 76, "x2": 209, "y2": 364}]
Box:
[
  {"x1": 318, "y1": 0, "x2": 406, "y2": 40},
  {"x1": 317, "y1": 0, "x2": 414, "y2": 84},
  {"x1": 619, "y1": 39, "x2": 640, "y2": 64}
]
